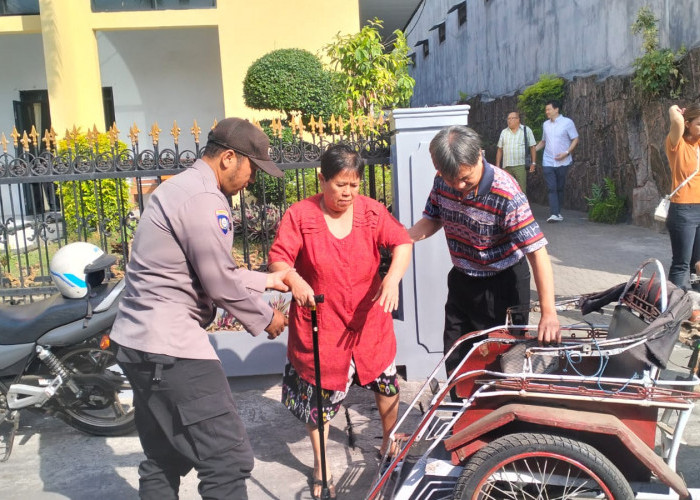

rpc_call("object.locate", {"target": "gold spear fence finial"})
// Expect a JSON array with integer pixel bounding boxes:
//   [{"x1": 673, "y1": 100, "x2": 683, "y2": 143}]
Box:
[
  {"x1": 1, "y1": 133, "x2": 8, "y2": 153},
  {"x1": 63, "y1": 129, "x2": 72, "y2": 150},
  {"x1": 20, "y1": 131, "x2": 30, "y2": 152},
  {"x1": 10, "y1": 126, "x2": 20, "y2": 147},
  {"x1": 317, "y1": 116, "x2": 326, "y2": 136},
  {"x1": 191, "y1": 119, "x2": 201, "y2": 144},
  {"x1": 149, "y1": 122, "x2": 162, "y2": 145},
  {"x1": 171, "y1": 120, "x2": 181, "y2": 145},
  {"x1": 308, "y1": 115, "x2": 317, "y2": 135},
  {"x1": 49, "y1": 127, "x2": 57, "y2": 150},
  {"x1": 42, "y1": 129, "x2": 52, "y2": 151},
  {"x1": 129, "y1": 123, "x2": 140, "y2": 146},
  {"x1": 108, "y1": 122, "x2": 120, "y2": 148},
  {"x1": 295, "y1": 114, "x2": 305, "y2": 139},
  {"x1": 29, "y1": 125, "x2": 38, "y2": 148}
]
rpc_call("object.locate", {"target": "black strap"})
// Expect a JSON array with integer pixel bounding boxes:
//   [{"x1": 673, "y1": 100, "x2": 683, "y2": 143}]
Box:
[
  {"x1": 153, "y1": 363, "x2": 164, "y2": 384},
  {"x1": 523, "y1": 125, "x2": 529, "y2": 165}
]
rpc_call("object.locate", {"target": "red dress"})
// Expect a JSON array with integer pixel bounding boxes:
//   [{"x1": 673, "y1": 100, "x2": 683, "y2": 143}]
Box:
[{"x1": 268, "y1": 194, "x2": 411, "y2": 391}]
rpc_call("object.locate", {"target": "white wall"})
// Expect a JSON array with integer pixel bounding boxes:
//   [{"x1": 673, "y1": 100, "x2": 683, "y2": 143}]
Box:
[
  {"x1": 97, "y1": 27, "x2": 225, "y2": 152},
  {"x1": 0, "y1": 33, "x2": 47, "y2": 137},
  {"x1": 405, "y1": 0, "x2": 700, "y2": 106},
  {"x1": 0, "y1": 33, "x2": 47, "y2": 216}
]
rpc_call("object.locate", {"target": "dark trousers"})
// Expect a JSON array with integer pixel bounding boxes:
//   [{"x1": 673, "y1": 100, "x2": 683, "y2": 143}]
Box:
[
  {"x1": 117, "y1": 346, "x2": 254, "y2": 500},
  {"x1": 443, "y1": 259, "x2": 531, "y2": 378},
  {"x1": 667, "y1": 202, "x2": 700, "y2": 291},
  {"x1": 543, "y1": 165, "x2": 570, "y2": 216}
]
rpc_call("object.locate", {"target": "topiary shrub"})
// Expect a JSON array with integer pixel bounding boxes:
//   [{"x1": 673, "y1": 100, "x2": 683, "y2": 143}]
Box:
[
  {"x1": 517, "y1": 74, "x2": 565, "y2": 140},
  {"x1": 243, "y1": 49, "x2": 338, "y2": 120}
]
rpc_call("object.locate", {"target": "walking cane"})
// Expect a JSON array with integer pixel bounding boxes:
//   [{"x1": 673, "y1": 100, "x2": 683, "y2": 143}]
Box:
[{"x1": 310, "y1": 294, "x2": 331, "y2": 500}]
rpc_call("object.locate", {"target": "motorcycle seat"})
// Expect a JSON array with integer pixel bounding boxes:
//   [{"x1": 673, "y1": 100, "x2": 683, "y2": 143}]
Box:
[{"x1": 0, "y1": 282, "x2": 117, "y2": 345}]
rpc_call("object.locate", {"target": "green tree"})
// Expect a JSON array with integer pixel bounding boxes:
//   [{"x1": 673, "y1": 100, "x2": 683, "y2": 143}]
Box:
[
  {"x1": 325, "y1": 19, "x2": 415, "y2": 115},
  {"x1": 517, "y1": 74, "x2": 565, "y2": 140},
  {"x1": 631, "y1": 6, "x2": 686, "y2": 99},
  {"x1": 243, "y1": 49, "x2": 338, "y2": 120}
]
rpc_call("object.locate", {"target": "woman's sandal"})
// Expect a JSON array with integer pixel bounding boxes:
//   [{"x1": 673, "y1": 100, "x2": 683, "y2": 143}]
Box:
[{"x1": 311, "y1": 475, "x2": 337, "y2": 500}]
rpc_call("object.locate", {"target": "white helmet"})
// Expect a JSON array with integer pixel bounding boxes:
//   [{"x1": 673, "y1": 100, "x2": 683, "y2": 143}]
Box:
[{"x1": 50, "y1": 242, "x2": 106, "y2": 299}]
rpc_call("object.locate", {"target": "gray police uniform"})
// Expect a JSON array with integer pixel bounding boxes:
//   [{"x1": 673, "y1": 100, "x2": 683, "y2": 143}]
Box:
[{"x1": 111, "y1": 159, "x2": 273, "y2": 499}]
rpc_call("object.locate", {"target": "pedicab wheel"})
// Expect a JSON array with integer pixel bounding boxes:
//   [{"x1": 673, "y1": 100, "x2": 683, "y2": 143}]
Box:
[{"x1": 452, "y1": 432, "x2": 634, "y2": 500}]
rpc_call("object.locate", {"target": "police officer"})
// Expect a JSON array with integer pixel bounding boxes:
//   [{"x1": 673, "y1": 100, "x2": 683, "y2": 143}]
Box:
[{"x1": 111, "y1": 118, "x2": 290, "y2": 499}]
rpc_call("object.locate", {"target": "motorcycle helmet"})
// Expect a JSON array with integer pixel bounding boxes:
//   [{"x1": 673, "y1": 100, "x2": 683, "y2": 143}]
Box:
[{"x1": 50, "y1": 242, "x2": 107, "y2": 299}]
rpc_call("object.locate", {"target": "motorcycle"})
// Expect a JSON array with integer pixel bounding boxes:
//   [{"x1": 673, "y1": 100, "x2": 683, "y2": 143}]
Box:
[{"x1": 0, "y1": 253, "x2": 134, "y2": 461}]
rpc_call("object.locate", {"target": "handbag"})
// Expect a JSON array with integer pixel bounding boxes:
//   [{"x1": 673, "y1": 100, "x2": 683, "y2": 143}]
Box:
[{"x1": 655, "y1": 147, "x2": 700, "y2": 223}]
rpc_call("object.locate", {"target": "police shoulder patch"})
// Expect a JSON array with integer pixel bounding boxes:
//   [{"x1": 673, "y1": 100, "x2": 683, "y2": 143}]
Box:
[{"x1": 216, "y1": 209, "x2": 230, "y2": 235}]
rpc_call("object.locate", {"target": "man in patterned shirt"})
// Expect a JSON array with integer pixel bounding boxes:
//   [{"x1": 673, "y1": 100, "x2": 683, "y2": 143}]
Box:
[{"x1": 409, "y1": 126, "x2": 560, "y2": 383}]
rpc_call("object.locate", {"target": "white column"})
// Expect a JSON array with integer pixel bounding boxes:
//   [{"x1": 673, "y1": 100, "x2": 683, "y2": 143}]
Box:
[{"x1": 390, "y1": 105, "x2": 470, "y2": 379}]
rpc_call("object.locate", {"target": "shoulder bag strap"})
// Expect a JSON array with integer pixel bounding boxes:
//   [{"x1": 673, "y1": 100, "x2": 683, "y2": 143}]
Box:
[
  {"x1": 669, "y1": 146, "x2": 700, "y2": 197},
  {"x1": 522, "y1": 125, "x2": 529, "y2": 165}
]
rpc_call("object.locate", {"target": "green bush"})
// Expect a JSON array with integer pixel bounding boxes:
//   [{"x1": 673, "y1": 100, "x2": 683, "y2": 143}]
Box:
[
  {"x1": 243, "y1": 49, "x2": 338, "y2": 120},
  {"x1": 631, "y1": 6, "x2": 686, "y2": 99},
  {"x1": 56, "y1": 133, "x2": 133, "y2": 238},
  {"x1": 586, "y1": 178, "x2": 626, "y2": 224},
  {"x1": 517, "y1": 74, "x2": 565, "y2": 140}
]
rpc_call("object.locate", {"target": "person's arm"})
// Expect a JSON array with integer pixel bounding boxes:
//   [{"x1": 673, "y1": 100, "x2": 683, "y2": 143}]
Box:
[
  {"x1": 373, "y1": 243, "x2": 412, "y2": 312},
  {"x1": 668, "y1": 104, "x2": 686, "y2": 147},
  {"x1": 408, "y1": 217, "x2": 443, "y2": 242},
  {"x1": 535, "y1": 140, "x2": 545, "y2": 152},
  {"x1": 525, "y1": 247, "x2": 560, "y2": 344},
  {"x1": 529, "y1": 145, "x2": 537, "y2": 173},
  {"x1": 554, "y1": 137, "x2": 579, "y2": 162},
  {"x1": 495, "y1": 147, "x2": 503, "y2": 168},
  {"x1": 268, "y1": 261, "x2": 316, "y2": 308}
]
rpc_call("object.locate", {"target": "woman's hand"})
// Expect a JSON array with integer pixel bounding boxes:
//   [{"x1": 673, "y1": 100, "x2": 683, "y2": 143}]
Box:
[
  {"x1": 287, "y1": 271, "x2": 317, "y2": 308},
  {"x1": 373, "y1": 276, "x2": 400, "y2": 313}
]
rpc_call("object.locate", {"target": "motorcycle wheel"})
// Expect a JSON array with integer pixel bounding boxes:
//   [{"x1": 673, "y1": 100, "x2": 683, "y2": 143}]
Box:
[
  {"x1": 55, "y1": 344, "x2": 135, "y2": 436},
  {"x1": 452, "y1": 432, "x2": 634, "y2": 500}
]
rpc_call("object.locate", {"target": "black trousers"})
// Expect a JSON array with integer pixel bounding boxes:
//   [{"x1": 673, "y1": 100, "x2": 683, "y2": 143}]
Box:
[
  {"x1": 117, "y1": 345, "x2": 254, "y2": 500},
  {"x1": 443, "y1": 258, "x2": 531, "y2": 377}
]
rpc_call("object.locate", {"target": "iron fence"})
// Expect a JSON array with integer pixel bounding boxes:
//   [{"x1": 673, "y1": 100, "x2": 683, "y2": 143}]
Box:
[{"x1": 0, "y1": 116, "x2": 392, "y2": 303}]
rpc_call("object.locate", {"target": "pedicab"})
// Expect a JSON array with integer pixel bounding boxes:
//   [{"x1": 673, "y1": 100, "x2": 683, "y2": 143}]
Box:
[{"x1": 367, "y1": 259, "x2": 700, "y2": 500}]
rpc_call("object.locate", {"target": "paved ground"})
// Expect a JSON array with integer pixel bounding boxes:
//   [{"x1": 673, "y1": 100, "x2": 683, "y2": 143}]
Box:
[{"x1": 2, "y1": 204, "x2": 699, "y2": 499}]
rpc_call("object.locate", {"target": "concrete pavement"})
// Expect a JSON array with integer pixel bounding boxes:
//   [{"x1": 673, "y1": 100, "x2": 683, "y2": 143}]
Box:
[{"x1": 2, "y1": 204, "x2": 699, "y2": 499}]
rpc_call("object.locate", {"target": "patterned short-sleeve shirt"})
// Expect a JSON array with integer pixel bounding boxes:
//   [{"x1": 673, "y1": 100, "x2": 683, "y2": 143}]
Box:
[{"x1": 423, "y1": 160, "x2": 547, "y2": 277}]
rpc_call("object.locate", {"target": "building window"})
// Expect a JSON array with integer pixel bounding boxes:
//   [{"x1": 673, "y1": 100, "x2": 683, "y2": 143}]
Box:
[
  {"x1": 415, "y1": 39, "x2": 429, "y2": 58},
  {"x1": 0, "y1": 0, "x2": 39, "y2": 16},
  {"x1": 430, "y1": 22, "x2": 446, "y2": 44},
  {"x1": 91, "y1": 0, "x2": 215, "y2": 12},
  {"x1": 448, "y1": 1, "x2": 467, "y2": 27}
]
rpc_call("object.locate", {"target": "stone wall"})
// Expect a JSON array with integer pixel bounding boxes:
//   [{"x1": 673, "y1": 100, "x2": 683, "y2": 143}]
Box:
[{"x1": 466, "y1": 47, "x2": 700, "y2": 227}]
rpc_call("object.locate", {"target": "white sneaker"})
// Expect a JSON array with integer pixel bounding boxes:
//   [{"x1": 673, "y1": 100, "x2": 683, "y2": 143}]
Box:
[
  {"x1": 546, "y1": 214, "x2": 560, "y2": 223},
  {"x1": 555, "y1": 214, "x2": 564, "y2": 221}
]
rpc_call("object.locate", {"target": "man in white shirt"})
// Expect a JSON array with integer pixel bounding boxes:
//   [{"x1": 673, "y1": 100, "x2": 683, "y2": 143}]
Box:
[
  {"x1": 535, "y1": 100, "x2": 579, "y2": 222},
  {"x1": 495, "y1": 111, "x2": 537, "y2": 194}
]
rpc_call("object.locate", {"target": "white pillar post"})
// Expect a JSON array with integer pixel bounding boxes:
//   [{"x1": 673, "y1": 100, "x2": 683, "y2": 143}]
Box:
[{"x1": 390, "y1": 105, "x2": 470, "y2": 379}]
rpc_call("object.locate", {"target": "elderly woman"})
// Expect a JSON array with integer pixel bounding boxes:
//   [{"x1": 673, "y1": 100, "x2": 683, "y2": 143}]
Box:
[
  {"x1": 268, "y1": 144, "x2": 412, "y2": 499},
  {"x1": 666, "y1": 103, "x2": 700, "y2": 294}
]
